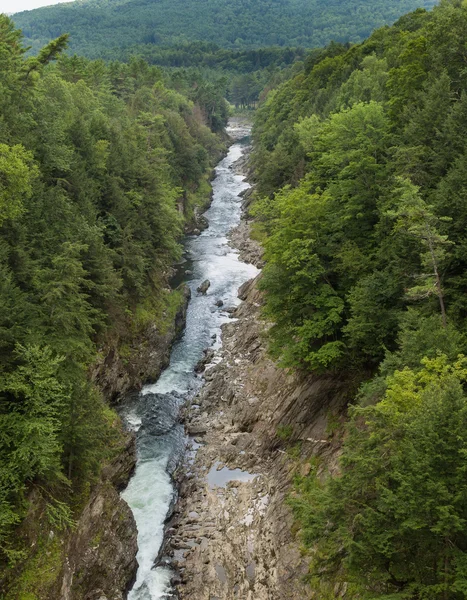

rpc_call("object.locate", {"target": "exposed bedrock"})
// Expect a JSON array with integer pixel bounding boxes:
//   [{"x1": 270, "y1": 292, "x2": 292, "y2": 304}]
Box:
[
  {"x1": 161, "y1": 272, "x2": 350, "y2": 600},
  {"x1": 92, "y1": 284, "x2": 191, "y2": 404}
]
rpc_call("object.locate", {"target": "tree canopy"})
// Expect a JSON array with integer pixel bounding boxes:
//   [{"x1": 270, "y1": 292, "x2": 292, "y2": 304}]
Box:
[
  {"x1": 251, "y1": 1, "x2": 467, "y2": 596},
  {"x1": 12, "y1": 0, "x2": 437, "y2": 56},
  {"x1": 0, "y1": 15, "x2": 226, "y2": 579}
]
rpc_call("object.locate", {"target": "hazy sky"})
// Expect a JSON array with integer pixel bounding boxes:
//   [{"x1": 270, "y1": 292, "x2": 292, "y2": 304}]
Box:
[{"x1": 2, "y1": 0, "x2": 70, "y2": 15}]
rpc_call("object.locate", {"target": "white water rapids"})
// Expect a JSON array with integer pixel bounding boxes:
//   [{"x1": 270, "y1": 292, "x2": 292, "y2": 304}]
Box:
[{"x1": 121, "y1": 125, "x2": 259, "y2": 599}]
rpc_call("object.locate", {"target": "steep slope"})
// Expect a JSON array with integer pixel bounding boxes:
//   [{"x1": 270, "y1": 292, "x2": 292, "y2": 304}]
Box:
[
  {"x1": 0, "y1": 16, "x2": 228, "y2": 598},
  {"x1": 247, "y1": 1, "x2": 467, "y2": 596},
  {"x1": 13, "y1": 0, "x2": 437, "y2": 56}
]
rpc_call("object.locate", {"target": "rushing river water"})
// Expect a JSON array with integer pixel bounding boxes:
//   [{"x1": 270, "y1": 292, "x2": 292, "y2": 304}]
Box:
[{"x1": 121, "y1": 125, "x2": 259, "y2": 600}]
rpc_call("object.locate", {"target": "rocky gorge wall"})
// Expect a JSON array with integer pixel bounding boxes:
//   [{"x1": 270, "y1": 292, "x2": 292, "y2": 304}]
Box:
[
  {"x1": 52, "y1": 433, "x2": 138, "y2": 600},
  {"x1": 81, "y1": 122, "x2": 354, "y2": 600},
  {"x1": 52, "y1": 127, "x2": 351, "y2": 600},
  {"x1": 91, "y1": 284, "x2": 192, "y2": 404}
]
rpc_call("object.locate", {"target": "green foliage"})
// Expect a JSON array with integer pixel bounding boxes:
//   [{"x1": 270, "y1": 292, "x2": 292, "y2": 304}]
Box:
[
  {"x1": 0, "y1": 345, "x2": 67, "y2": 560},
  {"x1": 12, "y1": 0, "x2": 436, "y2": 56},
  {"x1": 258, "y1": 101, "x2": 391, "y2": 370},
  {"x1": 287, "y1": 442, "x2": 302, "y2": 459},
  {"x1": 3, "y1": 532, "x2": 63, "y2": 599},
  {"x1": 0, "y1": 15, "x2": 225, "y2": 577},
  {"x1": 252, "y1": 2, "x2": 467, "y2": 596},
  {"x1": 387, "y1": 177, "x2": 452, "y2": 326},
  {"x1": 132, "y1": 287, "x2": 183, "y2": 334},
  {"x1": 0, "y1": 144, "x2": 37, "y2": 225},
  {"x1": 292, "y1": 356, "x2": 467, "y2": 598},
  {"x1": 94, "y1": 44, "x2": 306, "y2": 110},
  {"x1": 277, "y1": 424, "x2": 294, "y2": 441},
  {"x1": 252, "y1": 1, "x2": 467, "y2": 371}
]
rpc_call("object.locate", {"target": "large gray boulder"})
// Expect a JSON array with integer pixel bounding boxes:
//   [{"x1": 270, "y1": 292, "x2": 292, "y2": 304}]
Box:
[{"x1": 197, "y1": 279, "x2": 211, "y2": 294}]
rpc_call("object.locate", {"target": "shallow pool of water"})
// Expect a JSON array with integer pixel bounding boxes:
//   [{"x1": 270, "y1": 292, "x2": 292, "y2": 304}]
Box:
[{"x1": 207, "y1": 461, "x2": 258, "y2": 489}]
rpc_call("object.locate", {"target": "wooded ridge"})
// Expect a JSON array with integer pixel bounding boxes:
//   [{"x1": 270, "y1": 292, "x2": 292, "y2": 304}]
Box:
[{"x1": 13, "y1": 0, "x2": 437, "y2": 55}]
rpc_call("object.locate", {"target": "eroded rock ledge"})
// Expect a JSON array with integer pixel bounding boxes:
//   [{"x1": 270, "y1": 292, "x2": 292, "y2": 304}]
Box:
[{"x1": 92, "y1": 283, "x2": 191, "y2": 403}]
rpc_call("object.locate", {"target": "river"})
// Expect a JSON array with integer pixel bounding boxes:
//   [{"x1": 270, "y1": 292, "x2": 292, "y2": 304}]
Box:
[{"x1": 120, "y1": 123, "x2": 259, "y2": 599}]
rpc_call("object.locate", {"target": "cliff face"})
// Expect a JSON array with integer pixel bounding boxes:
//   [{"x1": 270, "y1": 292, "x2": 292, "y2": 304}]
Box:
[
  {"x1": 161, "y1": 225, "x2": 350, "y2": 599},
  {"x1": 53, "y1": 434, "x2": 138, "y2": 600},
  {"x1": 2, "y1": 431, "x2": 138, "y2": 600},
  {"x1": 92, "y1": 284, "x2": 191, "y2": 404}
]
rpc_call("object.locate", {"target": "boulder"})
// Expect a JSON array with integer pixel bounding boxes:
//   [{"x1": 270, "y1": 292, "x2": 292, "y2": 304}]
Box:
[
  {"x1": 197, "y1": 280, "x2": 210, "y2": 294},
  {"x1": 194, "y1": 348, "x2": 215, "y2": 373}
]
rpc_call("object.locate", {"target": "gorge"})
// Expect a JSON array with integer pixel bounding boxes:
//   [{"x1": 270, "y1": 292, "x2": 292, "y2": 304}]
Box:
[
  {"x1": 6, "y1": 2, "x2": 467, "y2": 598},
  {"x1": 120, "y1": 121, "x2": 259, "y2": 599},
  {"x1": 115, "y1": 119, "x2": 349, "y2": 600}
]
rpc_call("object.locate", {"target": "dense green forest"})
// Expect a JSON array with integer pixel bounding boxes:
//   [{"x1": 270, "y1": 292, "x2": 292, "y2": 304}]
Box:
[
  {"x1": 0, "y1": 14, "x2": 227, "y2": 586},
  {"x1": 13, "y1": 0, "x2": 437, "y2": 56},
  {"x1": 7, "y1": 0, "x2": 467, "y2": 595},
  {"x1": 93, "y1": 43, "x2": 307, "y2": 109},
  {"x1": 95, "y1": 43, "x2": 305, "y2": 73},
  {"x1": 251, "y1": 0, "x2": 467, "y2": 596}
]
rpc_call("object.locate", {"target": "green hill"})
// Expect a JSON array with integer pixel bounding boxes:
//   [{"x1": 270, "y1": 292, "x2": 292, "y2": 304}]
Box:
[{"x1": 13, "y1": 0, "x2": 437, "y2": 57}]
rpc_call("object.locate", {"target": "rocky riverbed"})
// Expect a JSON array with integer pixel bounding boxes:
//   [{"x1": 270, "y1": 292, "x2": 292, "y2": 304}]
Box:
[{"x1": 157, "y1": 144, "x2": 351, "y2": 600}]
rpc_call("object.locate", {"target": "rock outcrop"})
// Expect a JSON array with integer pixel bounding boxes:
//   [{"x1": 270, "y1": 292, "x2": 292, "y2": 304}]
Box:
[
  {"x1": 185, "y1": 207, "x2": 210, "y2": 235},
  {"x1": 229, "y1": 219, "x2": 264, "y2": 268},
  {"x1": 197, "y1": 280, "x2": 211, "y2": 295},
  {"x1": 92, "y1": 284, "x2": 191, "y2": 403},
  {"x1": 54, "y1": 433, "x2": 138, "y2": 600},
  {"x1": 2, "y1": 432, "x2": 138, "y2": 600}
]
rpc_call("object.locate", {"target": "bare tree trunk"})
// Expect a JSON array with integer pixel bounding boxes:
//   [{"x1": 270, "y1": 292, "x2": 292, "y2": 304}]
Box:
[{"x1": 426, "y1": 225, "x2": 447, "y2": 328}]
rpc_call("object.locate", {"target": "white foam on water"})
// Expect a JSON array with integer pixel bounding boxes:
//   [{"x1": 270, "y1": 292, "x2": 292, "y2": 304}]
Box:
[{"x1": 122, "y1": 459, "x2": 173, "y2": 599}]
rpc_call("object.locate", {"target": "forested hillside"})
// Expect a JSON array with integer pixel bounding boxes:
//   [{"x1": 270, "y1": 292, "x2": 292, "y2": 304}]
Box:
[
  {"x1": 91, "y1": 44, "x2": 307, "y2": 110},
  {"x1": 251, "y1": 0, "x2": 467, "y2": 596},
  {"x1": 13, "y1": 0, "x2": 437, "y2": 56},
  {"x1": 0, "y1": 14, "x2": 226, "y2": 587}
]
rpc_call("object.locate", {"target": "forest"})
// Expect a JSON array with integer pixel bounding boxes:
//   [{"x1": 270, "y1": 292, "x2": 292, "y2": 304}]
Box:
[
  {"x1": 250, "y1": 0, "x2": 467, "y2": 596},
  {"x1": 92, "y1": 43, "x2": 308, "y2": 110},
  {"x1": 7, "y1": 0, "x2": 467, "y2": 595},
  {"x1": 13, "y1": 0, "x2": 440, "y2": 117},
  {"x1": 0, "y1": 13, "x2": 227, "y2": 585},
  {"x1": 13, "y1": 0, "x2": 437, "y2": 56}
]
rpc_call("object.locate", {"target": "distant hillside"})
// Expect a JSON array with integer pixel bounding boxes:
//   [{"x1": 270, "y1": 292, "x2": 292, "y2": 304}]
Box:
[{"x1": 13, "y1": 0, "x2": 437, "y2": 56}]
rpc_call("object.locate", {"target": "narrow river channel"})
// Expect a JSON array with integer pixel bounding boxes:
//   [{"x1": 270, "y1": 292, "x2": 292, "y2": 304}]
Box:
[{"x1": 120, "y1": 123, "x2": 259, "y2": 599}]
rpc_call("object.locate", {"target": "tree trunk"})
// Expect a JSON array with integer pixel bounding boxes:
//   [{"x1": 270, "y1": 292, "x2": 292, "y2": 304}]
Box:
[{"x1": 426, "y1": 227, "x2": 447, "y2": 328}]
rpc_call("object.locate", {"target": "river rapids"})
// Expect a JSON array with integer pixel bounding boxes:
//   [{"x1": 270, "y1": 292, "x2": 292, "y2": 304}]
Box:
[{"x1": 120, "y1": 125, "x2": 259, "y2": 599}]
